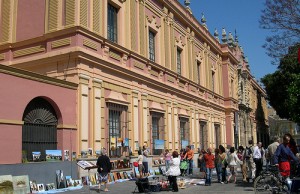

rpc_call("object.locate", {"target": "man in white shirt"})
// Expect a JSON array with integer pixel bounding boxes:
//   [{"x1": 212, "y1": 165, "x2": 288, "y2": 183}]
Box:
[{"x1": 253, "y1": 142, "x2": 263, "y2": 178}]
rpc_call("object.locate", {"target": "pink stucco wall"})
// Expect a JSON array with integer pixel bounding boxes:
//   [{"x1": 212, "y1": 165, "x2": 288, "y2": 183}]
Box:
[
  {"x1": 16, "y1": 0, "x2": 45, "y2": 42},
  {"x1": 0, "y1": 73, "x2": 76, "y2": 124},
  {"x1": 225, "y1": 115, "x2": 233, "y2": 146},
  {"x1": 0, "y1": 72, "x2": 77, "y2": 164},
  {"x1": 0, "y1": 125, "x2": 22, "y2": 164}
]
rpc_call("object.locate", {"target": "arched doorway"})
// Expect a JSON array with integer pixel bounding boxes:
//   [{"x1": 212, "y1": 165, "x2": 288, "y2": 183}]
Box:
[{"x1": 22, "y1": 97, "x2": 58, "y2": 161}]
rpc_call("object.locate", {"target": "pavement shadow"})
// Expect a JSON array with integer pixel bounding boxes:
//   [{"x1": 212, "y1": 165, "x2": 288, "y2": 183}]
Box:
[{"x1": 234, "y1": 180, "x2": 254, "y2": 191}]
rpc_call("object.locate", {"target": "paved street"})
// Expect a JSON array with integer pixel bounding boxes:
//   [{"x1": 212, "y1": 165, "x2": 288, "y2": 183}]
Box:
[{"x1": 62, "y1": 169, "x2": 254, "y2": 194}]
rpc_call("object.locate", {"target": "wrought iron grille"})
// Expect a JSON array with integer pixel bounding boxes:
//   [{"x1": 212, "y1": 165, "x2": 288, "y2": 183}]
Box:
[
  {"x1": 107, "y1": 4, "x2": 118, "y2": 43},
  {"x1": 149, "y1": 30, "x2": 155, "y2": 62},
  {"x1": 150, "y1": 112, "x2": 165, "y2": 155},
  {"x1": 200, "y1": 122, "x2": 207, "y2": 150},
  {"x1": 177, "y1": 48, "x2": 182, "y2": 75},
  {"x1": 107, "y1": 103, "x2": 128, "y2": 157},
  {"x1": 215, "y1": 124, "x2": 221, "y2": 148},
  {"x1": 180, "y1": 118, "x2": 190, "y2": 149},
  {"x1": 22, "y1": 97, "x2": 58, "y2": 161}
]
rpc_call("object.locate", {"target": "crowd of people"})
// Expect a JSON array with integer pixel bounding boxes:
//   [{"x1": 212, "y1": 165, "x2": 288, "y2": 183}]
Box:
[{"x1": 94, "y1": 133, "x2": 299, "y2": 192}]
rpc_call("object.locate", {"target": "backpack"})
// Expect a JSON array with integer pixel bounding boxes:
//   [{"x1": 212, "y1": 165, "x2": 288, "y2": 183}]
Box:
[{"x1": 244, "y1": 146, "x2": 253, "y2": 159}]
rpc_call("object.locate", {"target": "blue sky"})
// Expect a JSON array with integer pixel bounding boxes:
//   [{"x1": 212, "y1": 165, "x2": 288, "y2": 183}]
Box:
[{"x1": 178, "y1": 0, "x2": 277, "y2": 81}]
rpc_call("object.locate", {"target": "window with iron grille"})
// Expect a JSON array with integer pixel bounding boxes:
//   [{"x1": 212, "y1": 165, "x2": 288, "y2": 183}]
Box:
[
  {"x1": 22, "y1": 97, "x2": 58, "y2": 162},
  {"x1": 177, "y1": 48, "x2": 182, "y2": 75},
  {"x1": 212, "y1": 71, "x2": 215, "y2": 92},
  {"x1": 214, "y1": 124, "x2": 221, "y2": 148},
  {"x1": 200, "y1": 122, "x2": 207, "y2": 150},
  {"x1": 151, "y1": 112, "x2": 164, "y2": 155},
  {"x1": 149, "y1": 30, "x2": 156, "y2": 62},
  {"x1": 197, "y1": 61, "x2": 201, "y2": 85},
  {"x1": 179, "y1": 117, "x2": 189, "y2": 149},
  {"x1": 107, "y1": 4, "x2": 118, "y2": 43},
  {"x1": 107, "y1": 103, "x2": 128, "y2": 158}
]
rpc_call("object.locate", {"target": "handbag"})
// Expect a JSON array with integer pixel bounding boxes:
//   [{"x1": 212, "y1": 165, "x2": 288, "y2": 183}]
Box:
[{"x1": 133, "y1": 161, "x2": 139, "y2": 167}]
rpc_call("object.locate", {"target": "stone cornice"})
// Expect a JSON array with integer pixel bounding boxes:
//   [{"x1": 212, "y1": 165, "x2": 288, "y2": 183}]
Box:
[{"x1": 0, "y1": 64, "x2": 78, "y2": 89}]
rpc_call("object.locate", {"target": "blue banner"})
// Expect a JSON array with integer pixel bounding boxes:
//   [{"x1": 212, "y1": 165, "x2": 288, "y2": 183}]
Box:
[
  {"x1": 154, "y1": 139, "x2": 164, "y2": 149},
  {"x1": 124, "y1": 138, "x2": 129, "y2": 147},
  {"x1": 181, "y1": 140, "x2": 189, "y2": 148}
]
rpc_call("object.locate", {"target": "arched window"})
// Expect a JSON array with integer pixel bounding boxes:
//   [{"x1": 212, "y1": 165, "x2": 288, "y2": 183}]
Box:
[{"x1": 22, "y1": 97, "x2": 58, "y2": 162}]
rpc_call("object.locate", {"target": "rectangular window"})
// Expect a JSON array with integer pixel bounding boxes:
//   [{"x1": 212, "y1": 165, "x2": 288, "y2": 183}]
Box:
[
  {"x1": 200, "y1": 122, "x2": 206, "y2": 150},
  {"x1": 108, "y1": 103, "x2": 128, "y2": 159},
  {"x1": 179, "y1": 118, "x2": 189, "y2": 149},
  {"x1": 151, "y1": 112, "x2": 164, "y2": 155},
  {"x1": 212, "y1": 71, "x2": 215, "y2": 92},
  {"x1": 197, "y1": 61, "x2": 201, "y2": 85},
  {"x1": 107, "y1": 4, "x2": 118, "y2": 43},
  {"x1": 214, "y1": 124, "x2": 221, "y2": 148},
  {"x1": 149, "y1": 30, "x2": 155, "y2": 62},
  {"x1": 177, "y1": 48, "x2": 182, "y2": 75},
  {"x1": 231, "y1": 79, "x2": 234, "y2": 97}
]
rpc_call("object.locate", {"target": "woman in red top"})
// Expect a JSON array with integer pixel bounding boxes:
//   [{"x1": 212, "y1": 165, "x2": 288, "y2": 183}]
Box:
[{"x1": 204, "y1": 148, "x2": 215, "y2": 186}]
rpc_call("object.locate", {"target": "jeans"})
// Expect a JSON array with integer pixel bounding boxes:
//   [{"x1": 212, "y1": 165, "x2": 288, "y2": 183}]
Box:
[
  {"x1": 142, "y1": 162, "x2": 148, "y2": 174},
  {"x1": 165, "y1": 160, "x2": 170, "y2": 171},
  {"x1": 216, "y1": 163, "x2": 222, "y2": 182},
  {"x1": 222, "y1": 167, "x2": 227, "y2": 182},
  {"x1": 205, "y1": 168, "x2": 212, "y2": 185},
  {"x1": 187, "y1": 159, "x2": 193, "y2": 175}
]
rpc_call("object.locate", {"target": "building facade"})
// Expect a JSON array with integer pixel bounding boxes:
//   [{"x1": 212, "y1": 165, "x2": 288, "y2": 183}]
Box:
[
  {"x1": 0, "y1": 0, "x2": 268, "y2": 164},
  {"x1": 0, "y1": 64, "x2": 77, "y2": 164}
]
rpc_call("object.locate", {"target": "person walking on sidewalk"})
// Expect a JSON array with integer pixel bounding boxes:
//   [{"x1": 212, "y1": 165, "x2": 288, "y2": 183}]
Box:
[
  {"x1": 245, "y1": 139, "x2": 255, "y2": 182},
  {"x1": 214, "y1": 148, "x2": 223, "y2": 183},
  {"x1": 237, "y1": 146, "x2": 247, "y2": 182},
  {"x1": 266, "y1": 136, "x2": 280, "y2": 166},
  {"x1": 253, "y1": 142, "x2": 263, "y2": 178},
  {"x1": 185, "y1": 145, "x2": 194, "y2": 175},
  {"x1": 219, "y1": 145, "x2": 228, "y2": 184},
  {"x1": 96, "y1": 148, "x2": 112, "y2": 192},
  {"x1": 204, "y1": 148, "x2": 215, "y2": 186},
  {"x1": 227, "y1": 147, "x2": 241, "y2": 184}
]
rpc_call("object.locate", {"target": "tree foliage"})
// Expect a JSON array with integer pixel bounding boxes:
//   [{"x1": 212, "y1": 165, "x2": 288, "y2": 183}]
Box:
[
  {"x1": 260, "y1": 0, "x2": 300, "y2": 64},
  {"x1": 261, "y1": 44, "x2": 300, "y2": 124}
]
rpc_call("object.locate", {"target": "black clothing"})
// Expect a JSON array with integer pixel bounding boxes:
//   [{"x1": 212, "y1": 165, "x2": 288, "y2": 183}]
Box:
[
  {"x1": 168, "y1": 176, "x2": 178, "y2": 192},
  {"x1": 96, "y1": 155, "x2": 112, "y2": 174}
]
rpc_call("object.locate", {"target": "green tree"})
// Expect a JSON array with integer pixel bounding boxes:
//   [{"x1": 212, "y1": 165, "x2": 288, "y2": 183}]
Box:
[
  {"x1": 261, "y1": 44, "x2": 300, "y2": 124},
  {"x1": 260, "y1": 0, "x2": 300, "y2": 64}
]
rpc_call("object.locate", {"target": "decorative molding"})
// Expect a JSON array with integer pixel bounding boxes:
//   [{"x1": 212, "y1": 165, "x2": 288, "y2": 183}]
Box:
[
  {"x1": 190, "y1": 85, "x2": 196, "y2": 92},
  {"x1": 167, "y1": 75, "x2": 175, "y2": 83},
  {"x1": 175, "y1": 35, "x2": 186, "y2": 47},
  {"x1": 0, "y1": 53, "x2": 4, "y2": 61},
  {"x1": 109, "y1": 50, "x2": 121, "y2": 61},
  {"x1": 51, "y1": 38, "x2": 71, "y2": 49},
  {"x1": 13, "y1": 45, "x2": 45, "y2": 58},
  {"x1": 150, "y1": 69, "x2": 159, "y2": 77},
  {"x1": 57, "y1": 124, "x2": 77, "y2": 129},
  {"x1": 133, "y1": 61, "x2": 145, "y2": 70},
  {"x1": 83, "y1": 39, "x2": 98, "y2": 50},
  {"x1": 178, "y1": 82, "x2": 185, "y2": 88},
  {"x1": 0, "y1": 119, "x2": 24, "y2": 125},
  {"x1": 146, "y1": 15, "x2": 161, "y2": 29}
]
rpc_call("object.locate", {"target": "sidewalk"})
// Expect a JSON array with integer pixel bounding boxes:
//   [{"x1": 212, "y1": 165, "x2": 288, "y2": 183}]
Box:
[{"x1": 62, "y1": 168, "x2": 254, "y2": 194}]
